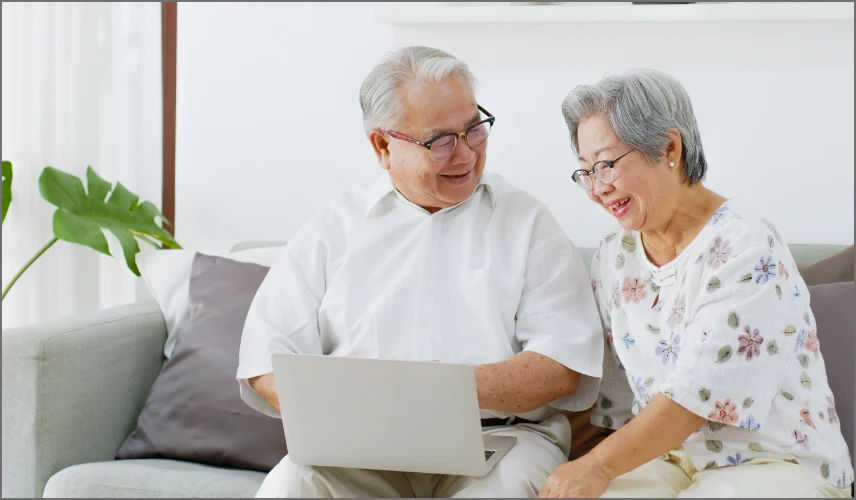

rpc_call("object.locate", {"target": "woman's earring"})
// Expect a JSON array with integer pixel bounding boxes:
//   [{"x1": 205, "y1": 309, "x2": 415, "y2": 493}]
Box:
[{"x1": 669, "y1": 162, "x2": 675, "y2": 168}]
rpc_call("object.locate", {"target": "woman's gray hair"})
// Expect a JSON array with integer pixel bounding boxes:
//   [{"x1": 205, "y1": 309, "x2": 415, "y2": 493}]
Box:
[
  {"x1": 561, "y1": 68, "x2": 707, "y2": 184},
  {"x1": 359, "y1": 46, "x2": 478, "y2": 135}
]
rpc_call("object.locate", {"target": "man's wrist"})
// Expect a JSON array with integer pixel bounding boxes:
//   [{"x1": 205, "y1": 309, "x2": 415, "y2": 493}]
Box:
[{"x1": 473, "y1": 363, "x2": 491, "y2": 409}]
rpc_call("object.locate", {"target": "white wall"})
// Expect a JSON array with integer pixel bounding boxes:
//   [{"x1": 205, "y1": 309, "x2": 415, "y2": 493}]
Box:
[
  {"x1": 176, "y1": 3, "x2": 854, "y2": 253},
  {"x1": 175, "y1": 2, "x2": 395, "y2": 252}
]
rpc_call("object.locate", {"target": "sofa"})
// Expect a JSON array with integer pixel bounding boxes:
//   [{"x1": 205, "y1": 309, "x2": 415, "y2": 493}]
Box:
[{"x1": 2, "y1": 242, "x2": 852, "y2": 498}]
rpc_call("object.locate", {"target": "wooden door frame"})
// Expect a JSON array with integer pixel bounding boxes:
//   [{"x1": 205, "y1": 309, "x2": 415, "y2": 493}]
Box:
[{"x1": 162, "y1": 2, "x2": 177, "y2": 236}]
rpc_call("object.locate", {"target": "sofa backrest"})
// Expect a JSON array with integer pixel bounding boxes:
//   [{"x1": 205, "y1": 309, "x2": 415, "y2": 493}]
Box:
[{"x1": 232, "y1": 241, "x2": 849, "y2": 277}]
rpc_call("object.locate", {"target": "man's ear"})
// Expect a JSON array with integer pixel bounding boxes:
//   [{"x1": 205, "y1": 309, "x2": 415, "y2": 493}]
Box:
[{"x1": 368, "y1": 130, "x2": 392, "y2": 171}]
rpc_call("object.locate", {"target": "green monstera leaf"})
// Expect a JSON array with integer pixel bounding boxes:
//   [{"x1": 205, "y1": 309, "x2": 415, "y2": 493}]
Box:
[
  {"x1": 2, "y1": 161, "x2": 12, "y2": 223},
  {"x1": 39, "y1": 166, "x2": 180, "y2": 275}
]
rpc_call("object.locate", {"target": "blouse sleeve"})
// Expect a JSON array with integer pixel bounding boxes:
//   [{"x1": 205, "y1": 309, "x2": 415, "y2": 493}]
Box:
[{"x1": 660, "y1": 232, "x2": 798, "y2": 431}]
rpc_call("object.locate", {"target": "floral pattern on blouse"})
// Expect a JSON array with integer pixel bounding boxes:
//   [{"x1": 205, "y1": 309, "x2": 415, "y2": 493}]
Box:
[{"x1": 588, "y1": 202, "x2": 854, "y2": 487}]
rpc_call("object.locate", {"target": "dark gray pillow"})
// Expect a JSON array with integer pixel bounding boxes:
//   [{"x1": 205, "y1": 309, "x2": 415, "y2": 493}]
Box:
[
  {"x1": 116, "y1": 253, "x2": 287, "y2": 472},
  {"x1": 808, "y1": 281, "x2": 854, "y2": 468}
]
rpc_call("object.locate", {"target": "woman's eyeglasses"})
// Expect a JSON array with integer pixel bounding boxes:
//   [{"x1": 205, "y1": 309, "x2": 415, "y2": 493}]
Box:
[{"x1": 571, "y1": 149, "x2": 634, "y2": 191}]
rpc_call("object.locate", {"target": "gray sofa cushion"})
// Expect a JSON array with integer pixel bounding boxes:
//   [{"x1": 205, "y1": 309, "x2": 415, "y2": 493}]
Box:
[
  {"x1": 43, "y1": 459, "x2": 264, "y2": 498},
  {"x1": 2, "y1": 301, "x2": 167, "y2": 499},
  {"x1": 578, "y1": 247, "x2": 595, "y2": 275},
  {"x1": 790, "y1": 243, "x2": 852, "y2": 267},
  {"x1": 798, "y1": 245, "x2": 855, "y2": 286},
  {"x1": 115, "y1": 254, "x2": 287, "y2": 472}
]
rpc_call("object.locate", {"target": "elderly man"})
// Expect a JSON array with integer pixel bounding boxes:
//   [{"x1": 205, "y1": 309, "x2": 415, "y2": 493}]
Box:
[{"x1": 236, "y1": 46, "x2": 604, "y2": 498}]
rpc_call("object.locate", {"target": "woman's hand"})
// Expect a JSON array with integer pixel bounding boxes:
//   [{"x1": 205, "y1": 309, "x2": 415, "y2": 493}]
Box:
[
  {"x1": 539, "y1": 395, "x2": 706, "y2": 498},
  {"x1": 538, "y1": 455, "x2": 612, "y2": 498}
]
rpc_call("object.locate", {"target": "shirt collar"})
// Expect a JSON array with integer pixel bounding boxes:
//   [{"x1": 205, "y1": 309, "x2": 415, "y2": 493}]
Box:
[{"x1": 364, "y1": 172, "x2": 496, "y2": 217}]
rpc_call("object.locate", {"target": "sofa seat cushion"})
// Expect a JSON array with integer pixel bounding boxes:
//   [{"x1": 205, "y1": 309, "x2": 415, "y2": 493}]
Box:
[{"x1": 42, "y1": 459, "x2": 265, "y2": 498}]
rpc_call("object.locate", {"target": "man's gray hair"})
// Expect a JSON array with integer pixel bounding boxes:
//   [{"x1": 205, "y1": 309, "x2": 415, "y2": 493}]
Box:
[
  {"x1": 561, "y1": 68, "x2": 708, "y2": 184},
  {"x1": 359, "y1": 46, "x2": 478, "y2": 135}
]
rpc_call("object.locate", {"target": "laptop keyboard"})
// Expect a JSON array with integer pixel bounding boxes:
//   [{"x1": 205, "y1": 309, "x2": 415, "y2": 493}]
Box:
[{"x1": 484, "y1": 450, "x2": 495, "y2": 461}]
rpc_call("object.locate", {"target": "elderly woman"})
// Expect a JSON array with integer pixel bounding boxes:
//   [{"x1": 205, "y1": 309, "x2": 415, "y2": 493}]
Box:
[{"x1": 539, "y1": 69, "x2": 854, "y2": 498}]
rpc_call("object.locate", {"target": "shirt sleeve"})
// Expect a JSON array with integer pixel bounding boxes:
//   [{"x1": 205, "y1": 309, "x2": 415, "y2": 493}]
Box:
[
  {"x1": 588, "y1": 237, "x2": 638, "y2": 429},
  {"x1": 236, "y1": 216, "x2": 329, "y2": 418},
  {"x1": 516, "y1": 212, "x2": 605, "y2": 412},
  {"x1": 661, "y1": 234, "x2": 796, "y2": 431}
]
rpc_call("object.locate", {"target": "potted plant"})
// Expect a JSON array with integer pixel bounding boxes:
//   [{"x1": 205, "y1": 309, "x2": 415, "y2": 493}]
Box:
[{"x1": 1, "y1": 161, "x2": 181, "y2": 300}]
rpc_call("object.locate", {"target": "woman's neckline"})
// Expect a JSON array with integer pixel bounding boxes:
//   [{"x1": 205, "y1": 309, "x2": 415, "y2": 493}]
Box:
[{"x1": 635, "y1": 200, "x2": 730, "y2": 272}]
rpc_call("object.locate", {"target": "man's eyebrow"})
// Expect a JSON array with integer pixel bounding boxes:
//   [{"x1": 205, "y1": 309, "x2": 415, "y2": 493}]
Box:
[
  {"x1": 423, "y1": 128, "x2": 442, "y2": 139},
  {"x1": 423, "y1": 113, "x2": 482, "y2": 140}
]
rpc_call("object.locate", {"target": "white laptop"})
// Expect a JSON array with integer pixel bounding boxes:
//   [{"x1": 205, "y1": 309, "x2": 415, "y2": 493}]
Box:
[{"x1": 271, "y1": 353, "x2": 517, "y2": 477}]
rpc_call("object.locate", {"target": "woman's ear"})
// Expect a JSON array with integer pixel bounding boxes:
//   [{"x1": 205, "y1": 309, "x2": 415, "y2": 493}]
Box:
[
  {"x1": 368, "y1": 130, "x2": 392, "y2": 171},
  {"x1": 664, "y1": 129, "x2": 683, "y2": 169}
]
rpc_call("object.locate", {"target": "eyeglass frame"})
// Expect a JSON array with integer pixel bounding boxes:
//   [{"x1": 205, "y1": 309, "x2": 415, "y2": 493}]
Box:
[
  {"x1": 571, "y1": 148, "x2": 635, "y2": 191},
  {"x1": 385, "y1": 105, "x2": 495, "y2": 160}
]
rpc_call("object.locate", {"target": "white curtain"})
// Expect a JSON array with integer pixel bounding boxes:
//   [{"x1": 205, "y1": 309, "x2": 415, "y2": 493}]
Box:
[{"x1": 1, "y1": 2, "x2": 163, "y2": 329}]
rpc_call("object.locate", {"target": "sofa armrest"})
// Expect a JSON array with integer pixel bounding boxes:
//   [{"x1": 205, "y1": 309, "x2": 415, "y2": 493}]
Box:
[{"x1": 2, "y1": 300, "x2": 166, "y2": 498}]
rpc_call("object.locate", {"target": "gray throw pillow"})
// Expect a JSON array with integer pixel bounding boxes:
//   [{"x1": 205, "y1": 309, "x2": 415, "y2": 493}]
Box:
[
  {"x1": 116, "y1": 253, "x2": 287, "y2": 472},
  {"x1": 808, "y1": 281, "x2": 854, "y2": 468}
]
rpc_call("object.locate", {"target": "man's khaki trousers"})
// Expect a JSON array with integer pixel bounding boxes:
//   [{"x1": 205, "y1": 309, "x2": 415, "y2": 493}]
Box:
[{"x1": 256, "y1": 414, "x2": 571, "y2": 498}]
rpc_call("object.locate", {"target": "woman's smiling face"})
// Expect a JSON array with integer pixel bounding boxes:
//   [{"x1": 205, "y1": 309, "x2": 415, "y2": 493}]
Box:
[{"x1": 576, "y1": 114, "x2": 683, "y2": 233}]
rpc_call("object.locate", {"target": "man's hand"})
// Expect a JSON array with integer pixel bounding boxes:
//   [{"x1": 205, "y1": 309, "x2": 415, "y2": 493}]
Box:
[
  {"x1": 474, "y1": 351, "x2": 580, "y2": 413},
  {"x1": 538, "y1": 455, "x2": 611, "y2": 498},
  {"x1": 249, "y1": 373, "x2": 281, "y2": 414}
]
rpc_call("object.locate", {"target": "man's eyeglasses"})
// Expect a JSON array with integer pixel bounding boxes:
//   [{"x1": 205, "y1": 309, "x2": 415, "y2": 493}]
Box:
[
  {"x1": 386, "y1": 105, "x2": 495, "y2": 161},
  {"x1": 571, "y1": 149, "x2": 634, "y2": 191}
]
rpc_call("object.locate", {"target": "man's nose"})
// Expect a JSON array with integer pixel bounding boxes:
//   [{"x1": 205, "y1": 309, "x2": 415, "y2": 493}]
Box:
[{"x1": 450, "y1": 137, "x2": 475, "y2": 163}]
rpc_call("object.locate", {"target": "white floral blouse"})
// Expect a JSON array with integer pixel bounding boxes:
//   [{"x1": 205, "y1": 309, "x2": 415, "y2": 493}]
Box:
[{"x1": 589, "y1": 201, "x2": 854, "y2": 487}]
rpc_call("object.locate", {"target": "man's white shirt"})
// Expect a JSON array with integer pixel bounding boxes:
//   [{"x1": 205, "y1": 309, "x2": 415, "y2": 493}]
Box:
[{"x1": 237, "y1": 172, "x2": 604, "y2": 422}]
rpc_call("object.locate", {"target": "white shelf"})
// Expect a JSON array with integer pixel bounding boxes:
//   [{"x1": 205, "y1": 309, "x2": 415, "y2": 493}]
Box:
[{"x1": 376, "y1": 2, "x2": 854, "y2": 25}]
